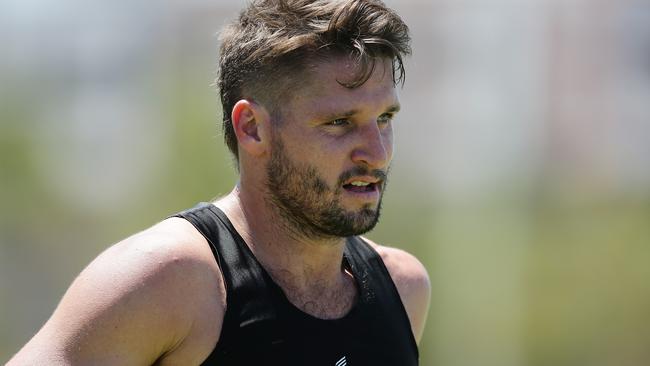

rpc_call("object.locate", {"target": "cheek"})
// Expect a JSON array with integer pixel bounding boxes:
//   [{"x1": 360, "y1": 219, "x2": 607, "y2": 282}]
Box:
[
  {"x1": 283, "y1": 133, "x2": 343, "y2": 173},
  {"x1": 277, "y1": 129, "x2": 315, "y2": 159},
  {"x1": 382, "y1": 127, "x2": 394, "y2": 157}
]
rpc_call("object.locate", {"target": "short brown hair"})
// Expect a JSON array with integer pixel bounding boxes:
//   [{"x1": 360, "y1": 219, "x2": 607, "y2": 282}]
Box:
[{"x1": 217, "y1": 0, "x2": 411, "y2": 162}]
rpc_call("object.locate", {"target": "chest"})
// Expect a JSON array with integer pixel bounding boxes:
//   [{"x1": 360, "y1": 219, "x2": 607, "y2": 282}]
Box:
[
  {"x1": 203, "y1": 263, "x2": 418, "y2": 366},
  {"x1": 276, "y1": 276, "x2": 358, "y2": 320},
  {"x1": 205, "y1": 306, "x2": 418, "y2": 366}
]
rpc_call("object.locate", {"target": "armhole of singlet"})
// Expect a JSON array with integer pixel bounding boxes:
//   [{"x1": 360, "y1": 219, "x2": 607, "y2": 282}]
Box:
[
  {"x1": 170, "y1": 203, "x2": 230, "y2": 302},
  {"x1": 349, "y1": 237, "x2": 420, "y2": 357},
  {"x1": 170, "y1": 204, "x2": 238, "y2": 365}
]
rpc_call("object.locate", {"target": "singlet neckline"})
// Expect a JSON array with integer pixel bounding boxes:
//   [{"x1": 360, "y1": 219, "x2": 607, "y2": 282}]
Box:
[{"x1": 206, "y1": 203, "x2": 364, "y2": 323}]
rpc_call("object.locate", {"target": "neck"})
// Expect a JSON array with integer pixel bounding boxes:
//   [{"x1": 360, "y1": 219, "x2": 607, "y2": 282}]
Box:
[{"x1": 214, "y1": 184, "x2": 348, "y2": 293}]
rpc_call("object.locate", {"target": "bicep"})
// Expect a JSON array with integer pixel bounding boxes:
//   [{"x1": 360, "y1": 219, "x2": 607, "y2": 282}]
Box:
[{"x1": 8, "y1": 237, "x2": 196, "y2": 365}]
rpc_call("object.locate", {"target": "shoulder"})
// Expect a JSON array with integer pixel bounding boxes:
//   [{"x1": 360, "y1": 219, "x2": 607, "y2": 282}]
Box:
[
  {"x1": 90, "y1": 216, "x2": 226, "y2": 326},
  {"x1": 361, "y1": 236, "x2": 431, "y2": 344},
  {"x1": 104, "y1": 217, "x2": 227, "y2": 328},
  {"x1": 8, "y1": 216, "x2": 225, "y2": 365}
]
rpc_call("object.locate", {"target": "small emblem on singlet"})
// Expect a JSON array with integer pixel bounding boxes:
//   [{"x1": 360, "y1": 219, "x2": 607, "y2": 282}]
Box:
[{"x1": 335, "y1": 356, "x2": 347, "y2": 366}]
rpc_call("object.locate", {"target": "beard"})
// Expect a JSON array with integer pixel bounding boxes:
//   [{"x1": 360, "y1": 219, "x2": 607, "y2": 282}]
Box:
[{"x1": 265, "y1": 135, "x2": 388, "y2": 239}]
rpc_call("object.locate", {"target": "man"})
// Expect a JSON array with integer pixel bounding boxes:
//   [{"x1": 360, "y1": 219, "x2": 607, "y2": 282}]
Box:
[{"x1": 8, "y1": 0, "x2": 430, "y2": 365}]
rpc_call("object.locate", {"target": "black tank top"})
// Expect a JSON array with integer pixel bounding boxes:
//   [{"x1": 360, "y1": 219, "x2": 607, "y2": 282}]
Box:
[{"x1": 174, "y1": 202, "x2": 419, "y2": 366}]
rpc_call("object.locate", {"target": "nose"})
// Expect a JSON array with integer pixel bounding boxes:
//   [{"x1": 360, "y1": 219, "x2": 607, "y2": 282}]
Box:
[{"x1": 350, "y1": 123, "x2": 392, "y2": 169}]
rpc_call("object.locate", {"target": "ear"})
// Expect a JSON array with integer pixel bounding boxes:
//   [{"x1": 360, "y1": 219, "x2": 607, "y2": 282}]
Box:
[{"x1": 231, "y1": 99, "x2": 271, "y2": 157}]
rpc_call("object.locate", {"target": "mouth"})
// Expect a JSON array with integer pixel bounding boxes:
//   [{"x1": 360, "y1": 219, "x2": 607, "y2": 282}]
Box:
[{"x1": 342, "y1": 179, "x2": 381, "y2": 194}]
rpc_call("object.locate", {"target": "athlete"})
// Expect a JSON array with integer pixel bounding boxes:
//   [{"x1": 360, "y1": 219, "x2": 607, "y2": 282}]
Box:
[{"x1": 8, "y1": 0, "x2": 430, "y2": 365}]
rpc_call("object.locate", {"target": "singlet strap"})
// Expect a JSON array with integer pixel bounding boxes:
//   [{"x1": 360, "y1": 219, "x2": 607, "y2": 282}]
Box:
[
  {"x1": 344, "y1": 236, "x2": 420, "y2": 358},
  {"x1": 173, "y1": 203, "x2": 286, "y2": 363},
  {"x1": 174, "y1": 202, "x2": 276, "y2": 306}
]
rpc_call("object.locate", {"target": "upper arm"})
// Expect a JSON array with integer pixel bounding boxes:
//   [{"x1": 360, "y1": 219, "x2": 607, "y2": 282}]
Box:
[
  {"x1": 364, "y1": 238, "x2": 431, "y2": 344},
  {"x1": 7, "y1": 218, "x2": 225, "y2": 366}
]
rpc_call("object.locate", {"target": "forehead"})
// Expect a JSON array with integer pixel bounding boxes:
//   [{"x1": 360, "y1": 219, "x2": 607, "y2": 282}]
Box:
[
  {"x1": 308, "y1": 55, "x2": 395, "y2": 87},
  {"x1": 284, "y1": 56, "x2": 399, "y2": 115}
]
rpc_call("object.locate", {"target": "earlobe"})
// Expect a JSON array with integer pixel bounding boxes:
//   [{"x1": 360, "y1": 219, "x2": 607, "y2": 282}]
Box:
[{"x1": 231, "y1": 99, "x2": 269, "y2": 156}]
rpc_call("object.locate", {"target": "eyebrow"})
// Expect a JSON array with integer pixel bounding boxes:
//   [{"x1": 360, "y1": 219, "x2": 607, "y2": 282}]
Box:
[
  {"x1": 386, "y1": 104, "x2": 401, "y2": 113},
  {"x1": 322, "y1": 103, "x2": 402, "y2": 121}
]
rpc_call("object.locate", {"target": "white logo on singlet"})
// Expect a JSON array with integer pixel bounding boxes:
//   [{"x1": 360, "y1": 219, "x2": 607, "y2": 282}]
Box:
[{"x1": 335, "y1": 356, "x2": 347, "y2": 366}]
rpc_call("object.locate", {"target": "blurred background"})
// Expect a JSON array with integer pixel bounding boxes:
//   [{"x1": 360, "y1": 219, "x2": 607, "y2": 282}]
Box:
[{"x1": 1, "y1": 0, "x2": 650, "y2": 364}]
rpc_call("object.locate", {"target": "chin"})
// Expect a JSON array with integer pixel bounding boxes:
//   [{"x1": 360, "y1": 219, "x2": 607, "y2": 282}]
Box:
[{"x1": 338, "y1": 206, "x2": 381, "y2": 236}]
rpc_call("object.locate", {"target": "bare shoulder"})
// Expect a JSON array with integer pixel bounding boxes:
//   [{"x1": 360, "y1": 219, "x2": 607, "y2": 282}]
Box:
[
  {"x1": 363, "y1": 237, "x2": 430, "y2": 287},
  {"x1": 8, "y1": 217, "x2": 224, "y2": 366},
  {"x1": 361, "y1": 236, "x2": 431, "y2": 344}
]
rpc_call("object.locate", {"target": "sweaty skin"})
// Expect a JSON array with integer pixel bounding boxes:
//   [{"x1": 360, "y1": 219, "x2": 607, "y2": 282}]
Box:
[{"x1": 7, "y1": 57, "x2": 431, "y2": 365}]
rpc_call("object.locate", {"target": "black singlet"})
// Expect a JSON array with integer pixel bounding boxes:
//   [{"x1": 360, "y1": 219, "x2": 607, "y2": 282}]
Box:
[{"x1": 174, "y1": 202, "x2": 419, "y2": 366}]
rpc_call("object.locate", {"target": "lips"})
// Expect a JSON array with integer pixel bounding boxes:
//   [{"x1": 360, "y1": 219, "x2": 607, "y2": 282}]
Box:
[
  {"x1": 343, "y1": 180, "x2": 379, "y2": 193},
  {"x1": 338, "y1": 168, "x2": 387, "y2": 195},
  {"x1": 341, "y1": 176, "x2": 383, "y2": 193}
]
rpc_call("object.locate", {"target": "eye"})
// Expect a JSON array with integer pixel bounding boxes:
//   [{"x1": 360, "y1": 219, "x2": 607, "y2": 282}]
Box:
[
  {"x1": 377, "y1": 113, "x2": 394, "y2": 125},
  {"x1": 326, "y1": 118, "x2": 351, "y2": 127}
]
